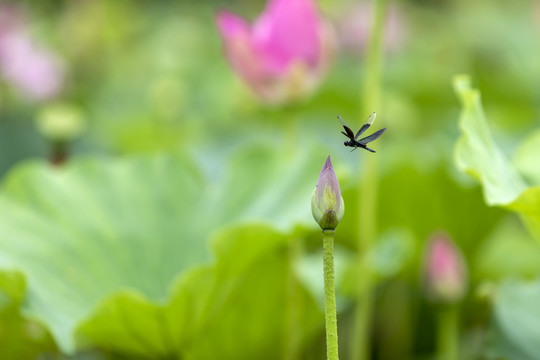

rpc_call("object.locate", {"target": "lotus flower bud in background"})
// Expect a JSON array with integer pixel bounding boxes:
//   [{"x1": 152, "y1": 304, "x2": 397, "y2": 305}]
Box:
[
  {"x1": 312, "y1": 156, "x2": 344, "y2": 230},
  {"x1": 423, "y1": 233, "x2": 468, "y2": 304},
  {"x1": 36, "y1": 103, "x2": 84, "y2": 165},
  {"x1": 0, "y1": 4, "x2": 65, "y2": 102},
  {"x1": 216, "y1": 0, "x2": 334, "y2": 105}
]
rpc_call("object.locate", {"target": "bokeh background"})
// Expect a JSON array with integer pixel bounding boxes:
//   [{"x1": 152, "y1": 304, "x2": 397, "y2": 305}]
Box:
[{"x1": 0, "y1": 0, "x2": 540, "y2": 359}]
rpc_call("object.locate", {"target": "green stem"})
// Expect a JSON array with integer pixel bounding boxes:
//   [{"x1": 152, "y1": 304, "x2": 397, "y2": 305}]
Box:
[
  {"x1": 322, "y1": 229, "x2": 339, "y2": 360},
  {"x1": 283, "y1": 107, "x2": 302, "y2": 360},
  {"x1": 50, "y1": 140, "x2": 69, "y2": 166},
  {"x1": 353, "y1": 0, "x2": 387, "y2": 359},
  {"x1": 436, "y1": 306, "x2": 459, "y2": 360},
  {"x1": 284, "y1": 238, "x2": 303, "y2": 360}
]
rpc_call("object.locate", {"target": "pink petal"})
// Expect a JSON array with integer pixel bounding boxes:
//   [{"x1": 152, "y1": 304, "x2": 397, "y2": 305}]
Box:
[
  {"x1": 430, "y1": 238, "x2": 456, "y2": 275},
  {"x1": 0, "y1": 30, "x2": 64, "y2": 101},
  {"x1": 252, "y1": 0, "x2": 321, "y2": 74},
  {"x1": 216, "y1": 10, "x2": 251, "y2": 40},
  {"x1": 216, "y1": 11, "x2": 269, "y2": 96},
  {"x1": 316, "y1": 156, "x2": 342, "y2": 208},
  {"x1": 426, "y1": 235, "x2": 465, "y2": 289}
]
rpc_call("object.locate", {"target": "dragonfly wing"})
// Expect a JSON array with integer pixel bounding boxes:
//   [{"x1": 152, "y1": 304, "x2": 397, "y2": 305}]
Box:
[
  {"x1": 365, "y1": 112, "x2": 377, "y2": 125},
  {"x1": 337, "y1": 115, "x2": 355, "y2": 139},
  {"x1": 358, "y1": 128, "x2": 387, "y2": 145},
  {"x1": 337, "y1": 114, "x2": 347, "y2": 127},
  {"x1": 355, "y1": 112, "x2": 376, "y2": 139},
  {"x1": 355, "y1": 124, "x2": 371, "y2": 139}
]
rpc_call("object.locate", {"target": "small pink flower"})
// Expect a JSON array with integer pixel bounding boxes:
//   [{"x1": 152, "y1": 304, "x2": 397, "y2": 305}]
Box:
[
  {"x1": 423, "y1": 233, "x2": 468, "y2": 303},
  {"x1": 216, "y1": 0, "x2": 334, "y2": 104},
  {"x1": 0, "y1": 5, "x2": 65, "y2": 102}
]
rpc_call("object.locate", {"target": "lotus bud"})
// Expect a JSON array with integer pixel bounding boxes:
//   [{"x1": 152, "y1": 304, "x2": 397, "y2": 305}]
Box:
[
  {"x1": 36, "y1": 103, "x2": 85, "y2": 165},
  {"x1": 423, "y1": 233, "x2": 468, "y2": 304},
  {"x1": 312, "y1": 156, "x2": 344, "y2": 230}
]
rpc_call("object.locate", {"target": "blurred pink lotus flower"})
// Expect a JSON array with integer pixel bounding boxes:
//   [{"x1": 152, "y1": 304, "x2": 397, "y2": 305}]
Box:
[
  {"x1": 423, "y1": 233, "x2": 468, "y2": 304},
  {"x1": 0, "y1": 5, "x2": 65, "y2": 101},
  {"x1": 216, "y1": 0, "x2": 334, "y2": 105},
  {"x1": 336, "y1": 2, "x2": 407, "y2": 56}
]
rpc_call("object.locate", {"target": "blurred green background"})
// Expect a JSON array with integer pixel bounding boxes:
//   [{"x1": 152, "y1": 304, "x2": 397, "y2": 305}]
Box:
[{"x1": 0, "y1": 0, "x2": 539, "y2": 359}]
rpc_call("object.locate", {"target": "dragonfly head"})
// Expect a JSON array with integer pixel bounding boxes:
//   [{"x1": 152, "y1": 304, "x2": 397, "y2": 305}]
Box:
[{"x1": 344, "y1": 141, "x2": 348, "y2": 146}]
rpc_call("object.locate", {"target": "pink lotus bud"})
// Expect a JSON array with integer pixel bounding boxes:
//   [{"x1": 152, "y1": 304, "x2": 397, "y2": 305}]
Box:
[
  {"x1": 311, "y1": 156, "x2": 344, "y2": 230},
  {"x1": 423, "y1": 233, "x2": 468, "y2": 303},
  {"x1": 336, "y1": 3, "x2": 407, "y2": 56},
  {"x1": 216, "y1": 0, "x2": 334, "y2": 105},
  {"x1": 0, "y1": 5, "x2": 65, "y2": 101}
]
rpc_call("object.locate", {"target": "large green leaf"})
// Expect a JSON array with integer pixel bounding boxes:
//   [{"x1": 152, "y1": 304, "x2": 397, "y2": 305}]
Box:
[
  {"x1": 514, "y1": 130, "x2": 540, "y2": 185},
  {"x1": 453, "y1": 75, "x2": 540, "y2": 241},
  {"x1": 0, "y1": 143, "x2": 327, "y2": 356},
  {"x1": 475, "y1": 218, "x2": 540, "y2": 281},
  {"x1": 77, "y1": 225, "x2": 323, "y2": 359},
  {"x1": 486, "y1": 279, "x2": 540, "y2": 360},
  {"x1": 0, "y1": 270, "x2": 57, "y2": 360},
  {"x1": 453, "y1": 75, "x2": 527, "y2": 205},
  {"x1": 454, "y1": 76, "x2": 540, "y2": 359}
]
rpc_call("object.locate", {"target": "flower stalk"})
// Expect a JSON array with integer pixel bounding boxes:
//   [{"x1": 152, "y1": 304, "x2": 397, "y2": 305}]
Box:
[
  {"x1": 353, "y1": 0, "x2": 387, "y2": 359},
  {"x1": 323, "y1": 229, "x2": 339, "y2": 360},
  {"x1": 284, "y1": 237, "x2": 302, "y2": 360},
  {"x1": 312, "y1": 156, "x2": 343, "y2": 360},
  {"x1": 436, "y1": 305, "x2": 459, "y2": 360},
  {"x1": 423, "y1": 233, "x2": 467, "y2": 360}
]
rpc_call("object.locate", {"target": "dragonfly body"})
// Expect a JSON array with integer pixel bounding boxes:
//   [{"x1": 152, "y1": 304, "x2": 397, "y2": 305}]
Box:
[
  {"x1": 344, "y1": 139, "x2": 376, "y2": 153},
  {"x1": 338, "y1": 113, "x2": 386, "y2": 153}
]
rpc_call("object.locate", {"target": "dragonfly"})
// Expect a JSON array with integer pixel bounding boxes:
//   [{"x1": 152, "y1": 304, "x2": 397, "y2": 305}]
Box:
[{"x1": 338, "y1": 112, "x2": 386, "y2": 153}]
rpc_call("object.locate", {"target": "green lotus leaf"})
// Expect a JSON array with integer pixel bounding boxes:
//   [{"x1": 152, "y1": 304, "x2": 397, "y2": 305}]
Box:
[
  {"x1": 475, "y1": 218, "x2": 540, "y2": 281},
  {"x1": 77, "y1": 225, "x2": 323, "y2": 359},
  {"x1": 486, "y1": 279, "x2": 540, "y2": 360},
  {"x1": 453, "y1": 75, "x2": 540, "y2": 241},
  {"x1": 514, "y1": 130, "x2": 540, "y2": 185},
  {"x1": 0, "y1": 144, "x2": 327, "y2": 356},
  {"x1": 0, "y1": 271, "x2": 56, "y2": 360},
  {"x1": 454, "y1": 76, "x2": 540, "y2": 358}
]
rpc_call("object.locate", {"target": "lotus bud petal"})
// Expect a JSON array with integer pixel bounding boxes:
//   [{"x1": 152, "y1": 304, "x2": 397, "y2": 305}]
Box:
[
  {"x1": 312, "y1": 156, "x2": 344, "y2": 230},
  {"x1": 423, "y1": 233, "x2": 468, "y2": 304}
]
